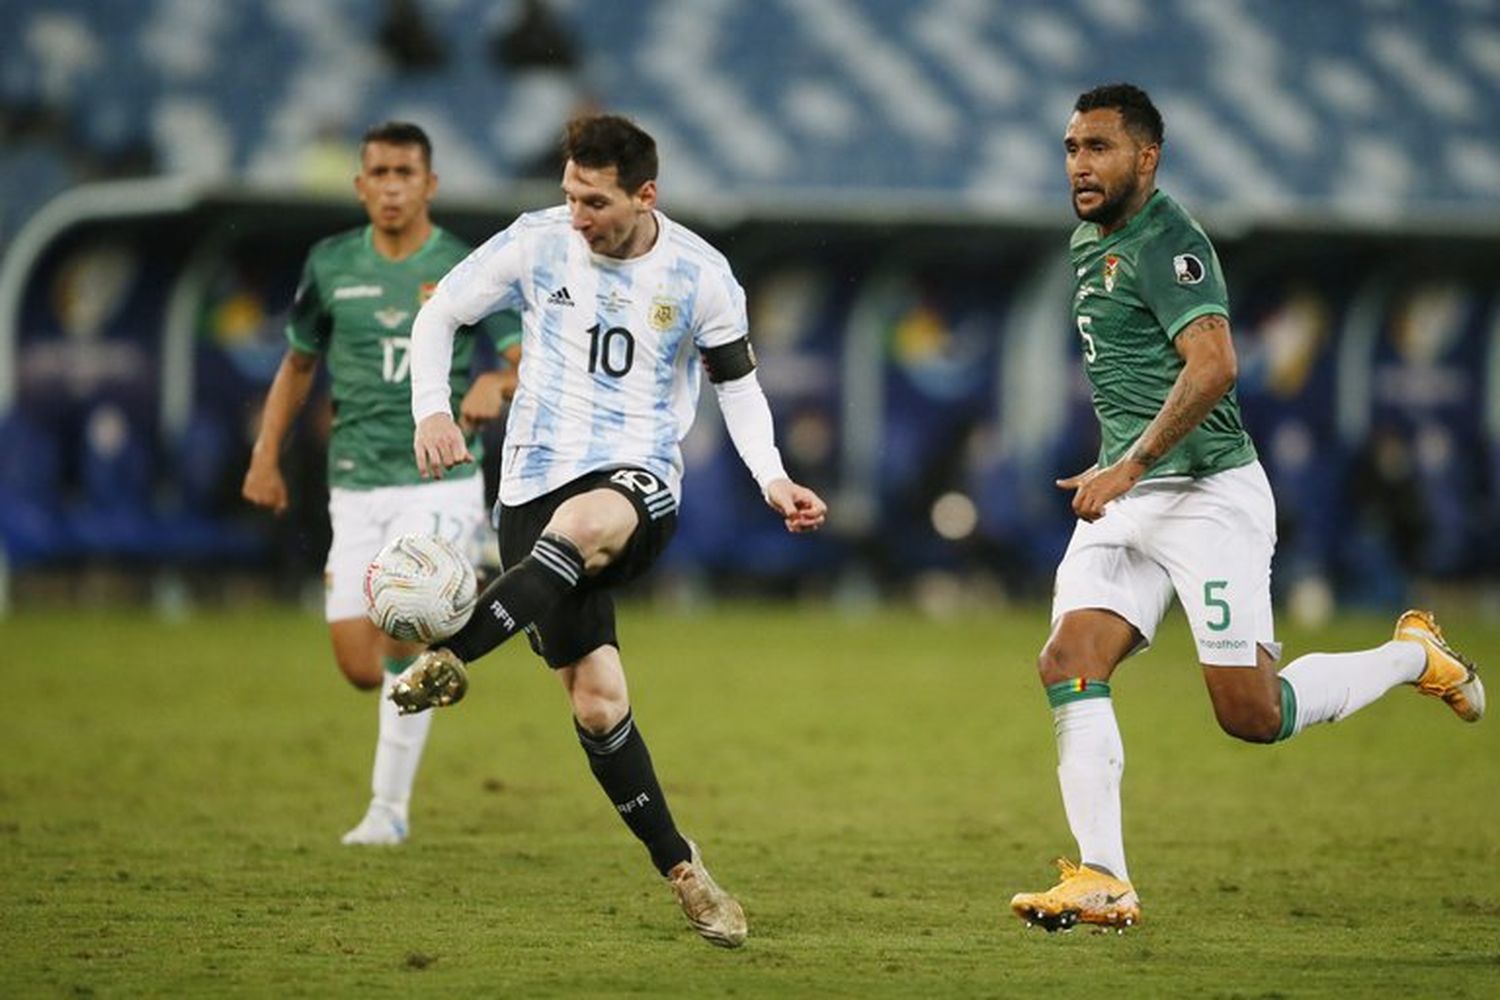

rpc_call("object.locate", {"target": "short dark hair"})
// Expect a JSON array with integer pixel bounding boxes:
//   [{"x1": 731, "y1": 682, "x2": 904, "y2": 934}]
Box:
[
  {"x1": 361, "y1": 120, "x2": 433, "y2": 168},
  {"x1": 1074, "y1": 84, "x2": 1164, "y2": 147},
  {"x1": 562, "y1": 115, "x2": 658, "y2": 194}
]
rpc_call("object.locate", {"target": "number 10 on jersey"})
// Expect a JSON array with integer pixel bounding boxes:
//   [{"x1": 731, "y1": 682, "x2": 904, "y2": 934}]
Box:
[{"x1": 588, "y1": 323, "x2": 635, "y2": 377}]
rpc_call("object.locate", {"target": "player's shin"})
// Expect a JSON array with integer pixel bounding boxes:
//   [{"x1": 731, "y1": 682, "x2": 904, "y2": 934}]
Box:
[
  {"x1": 438, "y1": 533, "x2": 585, "y2": 662},
  {"x1": 1048, "y1": 679, "x2": 1128, "y2": 881},
  {"x1": 373, "y1": 654, "x2": 433, "y2": 813},
  {"x1": 576, "y1": 710, "x2": 692, "y2": 875},
  {"x1": 1275, "y1": 640, "x2": 1426, "y2": 738}
]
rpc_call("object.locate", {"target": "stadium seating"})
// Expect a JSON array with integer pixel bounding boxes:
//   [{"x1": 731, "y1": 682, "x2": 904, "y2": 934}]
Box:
[{"x1": 4, "y1": 0, "x2": 1500, "y2": 235}]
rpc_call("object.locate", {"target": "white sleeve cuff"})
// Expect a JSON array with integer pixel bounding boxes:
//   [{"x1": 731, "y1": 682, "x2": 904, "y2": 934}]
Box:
[{"x1": 712, "y1": 372, "x2": 787, "y2": 495}]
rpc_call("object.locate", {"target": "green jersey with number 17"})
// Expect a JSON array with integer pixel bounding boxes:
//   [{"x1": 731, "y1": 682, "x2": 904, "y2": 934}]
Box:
[
  {"x1": 1069, "y1": 190, "x2": 1256, "y2": 481},
  {"x1": 286, "y1": 225, "x2": 521, "y2": 489}
]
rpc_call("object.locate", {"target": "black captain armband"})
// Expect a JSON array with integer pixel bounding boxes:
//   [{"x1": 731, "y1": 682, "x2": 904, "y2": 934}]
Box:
[{"x1": 700, "y1": 336, "x2": 758, "y2": 383}]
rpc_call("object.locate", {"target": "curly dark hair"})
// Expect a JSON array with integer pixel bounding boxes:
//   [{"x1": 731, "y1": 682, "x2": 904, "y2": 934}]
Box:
[
  {"x1": 562, "y1": 115, "x2": 658, "y2": 193},
  {"x1": 1074, "y1": 84, "x2": 1164, "y2": 147}
]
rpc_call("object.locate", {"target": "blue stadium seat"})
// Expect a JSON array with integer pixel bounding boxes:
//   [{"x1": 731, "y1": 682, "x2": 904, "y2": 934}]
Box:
[{"x1": 0, "y1": 411, "x2": 74, "y2": 567}]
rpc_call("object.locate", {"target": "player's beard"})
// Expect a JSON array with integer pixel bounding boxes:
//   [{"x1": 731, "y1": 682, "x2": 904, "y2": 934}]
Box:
[{"x1": 1074, "y1": 174, "x2": 1139, "y2": 229}]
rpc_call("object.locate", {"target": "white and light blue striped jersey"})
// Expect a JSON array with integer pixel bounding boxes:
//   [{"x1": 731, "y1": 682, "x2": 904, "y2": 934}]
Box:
[{"x1": 412, "y1": 207, "x2": 748, "y2": 506}]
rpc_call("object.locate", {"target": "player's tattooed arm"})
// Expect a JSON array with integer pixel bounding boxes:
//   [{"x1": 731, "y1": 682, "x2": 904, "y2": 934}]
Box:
[
  {"x1": 1125, "y1": 313, "x2": 1237, "y2": 471},
  {"x1": 1059, "y1": 312, "x2": 1237, "y2": 522}
]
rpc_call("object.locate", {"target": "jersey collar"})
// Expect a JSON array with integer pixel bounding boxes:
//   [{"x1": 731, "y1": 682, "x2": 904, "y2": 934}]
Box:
[
  {"x1": 1090, "y1": 189, "x2": 1166, "y2": 248},
  {"x1": 587, "y1": 210, "x2": 668, "y2": 267},
  {"x1": 362, "y1": 224, "x2": 444, "y2": 263}
]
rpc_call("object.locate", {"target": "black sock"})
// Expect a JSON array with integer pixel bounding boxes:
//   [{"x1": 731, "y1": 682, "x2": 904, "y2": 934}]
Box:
[
  {"x1": 576, "y1": 710, "x2": 692, "y2": 876},
  {"x1": 440, "y1": 533, "x2": 584, "y2": 662}
]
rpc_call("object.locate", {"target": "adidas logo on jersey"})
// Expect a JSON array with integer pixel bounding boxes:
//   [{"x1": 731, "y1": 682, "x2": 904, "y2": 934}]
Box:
[{"x1": 547, "y1": 286, "x2": 574, "y2": 306}]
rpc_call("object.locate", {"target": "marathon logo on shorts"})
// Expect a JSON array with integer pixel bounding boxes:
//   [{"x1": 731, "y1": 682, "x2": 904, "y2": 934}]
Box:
[
  {"x1": 610, "y1": 469, "x2": 677, "y2": 521},
  {"x1": 1199, "y1": 637, "x2": 1248, "y2": 650}
]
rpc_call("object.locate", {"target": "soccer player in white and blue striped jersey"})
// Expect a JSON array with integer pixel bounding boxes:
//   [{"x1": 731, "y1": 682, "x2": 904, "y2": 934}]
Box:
[{"x1": 394, "y1": 115, "x2": 826, "y2": 948}]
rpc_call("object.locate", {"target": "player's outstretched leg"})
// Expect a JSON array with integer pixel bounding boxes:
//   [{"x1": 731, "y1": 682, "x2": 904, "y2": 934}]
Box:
[
  {"x1": 1394, "y1": 609, "x2": 1485, "y2": 721},
  {"x1": 387, "y1": 533, "x2": 587, "y2": 716},
  {"x1": 1011, "y1": 858, "x2": 1140, "y2": 933},
  {"x1": 1270, "y1": 609, "x2": 1484, "y2": 739}
]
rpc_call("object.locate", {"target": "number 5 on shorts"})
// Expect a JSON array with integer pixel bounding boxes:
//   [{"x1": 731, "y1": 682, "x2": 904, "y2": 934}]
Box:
[{"x1": 1204, "y1": 580, "x2": 1231, "y2": 632}]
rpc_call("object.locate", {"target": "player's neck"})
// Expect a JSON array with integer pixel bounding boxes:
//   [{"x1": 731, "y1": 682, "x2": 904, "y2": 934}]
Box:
[
  {"x1": 1098, "y1": 186, "x2": 1157, "y2": 237},
  {"x1": 370, "y1": 218, "x2": 434, "y2": 261},
  {"x1": 619, "y1": 211, "x2": 659, "y2": 260}
]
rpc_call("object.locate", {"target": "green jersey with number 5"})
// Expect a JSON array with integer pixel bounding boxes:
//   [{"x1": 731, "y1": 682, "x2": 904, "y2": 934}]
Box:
[
  {"x1": 286, "y1": 225, "x2": 520, "y2": 489},
  {"x1": 1068, "y1": 190, "x2": 1256, "y2": 480}
]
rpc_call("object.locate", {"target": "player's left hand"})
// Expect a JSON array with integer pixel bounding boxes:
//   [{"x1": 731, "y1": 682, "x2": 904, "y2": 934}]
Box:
[
  {"x1": 458, "y1": 370, "x2": 518, "y2": 431},
  {"x1": 1056, "y1": 460, "x2": 1144, "y2": 522},
  {"x1": 765, "y1": 478, "x2": 827, "y2": 533}
]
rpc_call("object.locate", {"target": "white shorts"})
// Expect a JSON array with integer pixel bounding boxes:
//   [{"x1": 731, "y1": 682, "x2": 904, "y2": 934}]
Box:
[
  {"x1": 325, "y1": 476, "x2": 488, "y2": 622},
  {"x1": 1050, "y1": 461, "x2": 1279, "y2": 667}
]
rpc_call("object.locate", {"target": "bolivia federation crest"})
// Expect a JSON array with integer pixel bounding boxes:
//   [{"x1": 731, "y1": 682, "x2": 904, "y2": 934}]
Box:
[
  {"x1": 418, "y1": 281, "x2": 438, "y2": 304},
  {"x1": 1103, "y1": 255, "x2": 1119, "y2": 293},
  {"x1": 648, "y1": 296, "x2": 679, "y2": 331}
]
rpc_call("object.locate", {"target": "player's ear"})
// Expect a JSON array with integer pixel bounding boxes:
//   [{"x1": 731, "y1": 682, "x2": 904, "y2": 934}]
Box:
[
  {"x1": 426, "y1": 169, "x2": 439, "y2": 199},
  {"x1": 1138, "y1": 142, "x2": 1160, "y2": 177},
  {"x1": 634, "y1": 178, "x2": 657, "y2": 211}
]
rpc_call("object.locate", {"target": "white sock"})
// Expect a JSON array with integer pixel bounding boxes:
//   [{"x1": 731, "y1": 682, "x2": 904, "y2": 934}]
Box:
[
  {"x1": 1054, "y1": 698, "x2": 1128, "y2": 882},
  {"x1": 1279, "y1": 640, "x2": 1425, "y2": 737},
  {"x1": 371, "y1": 669, "x2": 434, "y2": 822}
]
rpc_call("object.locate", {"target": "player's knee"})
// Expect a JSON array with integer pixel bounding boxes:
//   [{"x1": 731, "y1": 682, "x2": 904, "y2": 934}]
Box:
[
  {"x1": 336, "y1": 656, "x2": 383, "y2": 691},
  {"x1": 572, "y1": 691, "x2": 629, "y2": 735},
  {"x1": 547, "y1": 495, "x2": 637, "y2": 571},
  {"x1": 1215, "y1": 703, "x2": 1281, "y2": 744},
  {"x1": 1037, "y1": 641, "x2": 1083, "y2": 687}
]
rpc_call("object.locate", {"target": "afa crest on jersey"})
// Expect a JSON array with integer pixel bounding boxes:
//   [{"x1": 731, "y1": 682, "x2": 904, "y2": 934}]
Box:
[{"x1": 648, "y1": 297, "x2": 679, "y2": 331}]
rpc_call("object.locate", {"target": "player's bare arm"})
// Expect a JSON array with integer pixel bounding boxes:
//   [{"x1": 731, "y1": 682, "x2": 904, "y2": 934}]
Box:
[
  {"x1": 1058, "y1": 312, "x2": 1237, "y2": 521},
  {"x1": 242, "y1": 348, "x2": 320, "y2": 515}
]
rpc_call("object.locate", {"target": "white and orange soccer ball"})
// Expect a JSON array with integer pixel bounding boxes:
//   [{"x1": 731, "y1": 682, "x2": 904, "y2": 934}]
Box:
[{"x1": 364, "y1": 533, "x2": 477, "y2": 643}]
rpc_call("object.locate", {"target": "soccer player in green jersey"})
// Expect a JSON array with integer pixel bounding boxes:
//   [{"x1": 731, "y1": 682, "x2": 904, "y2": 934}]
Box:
[
  {"x1": 1009, "y1": 85, "x2": 1485, "y2": 931},
  {"x1": 242, "y1": 122, "x2": 521, "y2": 846}
]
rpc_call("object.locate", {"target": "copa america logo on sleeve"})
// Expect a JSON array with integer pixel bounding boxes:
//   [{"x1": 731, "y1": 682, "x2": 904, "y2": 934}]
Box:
[{"x1": 1173, "y1": 253, "x2": 1205, "y2": 284}]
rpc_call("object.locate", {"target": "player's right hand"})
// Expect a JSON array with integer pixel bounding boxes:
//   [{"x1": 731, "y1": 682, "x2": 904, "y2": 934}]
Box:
[
  {"x1": 414, "y1": 412, "x2": 473, "y2": 479},
  {"x1": 241, "y1": 459, "x2": 289, "y2": 515}
]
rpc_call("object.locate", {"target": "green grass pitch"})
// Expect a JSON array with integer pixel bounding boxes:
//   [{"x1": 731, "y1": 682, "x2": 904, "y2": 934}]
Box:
[{"x1": 3, "y1": 604, "x2": 1498, "y2": 997}]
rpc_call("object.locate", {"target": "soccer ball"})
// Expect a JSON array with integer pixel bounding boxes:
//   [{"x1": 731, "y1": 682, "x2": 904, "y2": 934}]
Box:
[{"x1": 364, "y1": 533, "x2": 478, "y2": 643}]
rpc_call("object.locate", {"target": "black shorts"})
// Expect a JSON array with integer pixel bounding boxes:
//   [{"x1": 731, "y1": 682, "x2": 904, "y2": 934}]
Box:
[{"x1": 497, "y1": 467, "x2": 678, "y2": 669}]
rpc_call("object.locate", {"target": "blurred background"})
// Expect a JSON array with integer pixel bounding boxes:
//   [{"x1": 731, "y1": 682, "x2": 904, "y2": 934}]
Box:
[{"x1": 1, "y1": 0, "x2": 1498, "y2": 621}]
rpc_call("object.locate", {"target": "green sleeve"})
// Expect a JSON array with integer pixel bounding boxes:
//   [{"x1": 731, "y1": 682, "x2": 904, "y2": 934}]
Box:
[
  {"x1": 473, "y1": 309, "x2": 522, "y2": 351},
  {"x1": 1136, "y1": 231, "x2": 1230, "y2": 340},
  {"x1": 285, "y1": 254, "x2": 331, "y2": 353}
]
